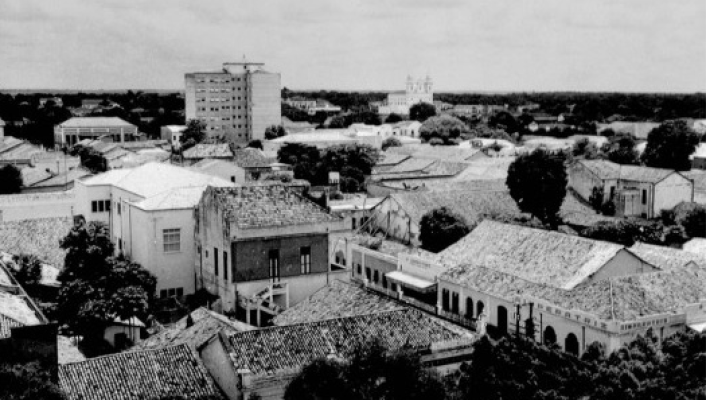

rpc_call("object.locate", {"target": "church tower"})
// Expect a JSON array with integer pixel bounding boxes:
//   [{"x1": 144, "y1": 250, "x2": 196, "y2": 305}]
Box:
[
  {"x1": 425, "y1": 74, "x2": 433, "y2": 94},
  {"x1": 406, "y1": 75, "x2": 414, "y2": 94}
]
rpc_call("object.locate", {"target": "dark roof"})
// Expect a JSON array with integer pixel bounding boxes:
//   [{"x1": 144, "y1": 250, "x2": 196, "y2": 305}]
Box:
[
  {"x1": 183, "y1": 143, "x2": 233, "y2": 159},
  {"x1": 132, "y1": 307, "x2": 255, "y2": 351},
  {"x1": 207, "y1": 185, "x2": 339, "y2": 231},
  {"x1": 219, "y1": 309, "x2": 475, "y2": 376},
  {"x1": 272, "y1": 280, "x2": 405, "y2": 326},
  {"x1": 59, "y1": 344, "x2": 223, "y2": 400}
]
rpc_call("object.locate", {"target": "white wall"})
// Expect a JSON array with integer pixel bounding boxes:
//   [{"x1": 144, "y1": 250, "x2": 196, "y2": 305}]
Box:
[
  {"x1": 0, "y1": 192, "x2": 75, "y2": 222},
  {"x1": 654, "y1": 173, "x2": 693, "y2": 217}
]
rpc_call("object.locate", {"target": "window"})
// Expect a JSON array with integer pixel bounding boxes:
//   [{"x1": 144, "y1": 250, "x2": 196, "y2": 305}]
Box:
[
  {"x1": 98, "y1": 201, "x2": 104, "y2": 212},
  {"x1": 269, "y1": 249, "x2": 280, "y2": 280},
  {"x1": 352, "y1": 218, "x2": 357, "y2": 230},
  {"x1": 373, "y1": 270, "x2": 379, "y2": 284},
  {"x1": 159, "y1": 289, "x2": 167, "y2": 298},
  {"x1": 91, "y1": 201, "x2": 98, "y2": 213},
  {"x1": 163, "y1": 229, "x2": 181, "y2": 252},
  {"x1": 642, "y1": 189, "x2": 647, "y2": 205},
  {"x1": 214, "y1": 247, "x2": 218, "y2": 277},
  {"x1": 300, "y1": 247, "x2": 311, "y2": 274},
  {"x1": 104, "y1": 200, "x2": 111, "y2": 212},
  {"x1": 117, "y1": 201, "x2": 121, "y2": 215},
  {"x1": 223, "y1": 251, "x2": 228, "y2": 281},
  {"x1": 357, "y1": 264, "x2": 362, "y2": 275},
  {"x1": 366, "y1": 267, "x2": 371, "y2": 281},
  {"x1": 382, "y1": 274, "x2": 388, "y2": 288}
]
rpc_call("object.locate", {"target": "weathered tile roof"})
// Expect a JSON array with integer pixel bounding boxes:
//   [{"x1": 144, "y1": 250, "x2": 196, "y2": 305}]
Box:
[
  {"x1": 449, "y1": 157, "x2": 514, "y2": 181},
  {"x1": 382, "y1": 157, "x2": 436, "y2": 174},
  {"x1": 629, "y1": 243, "x2": 705, "y2": 271},
  {"x1": 389, "y1": 190, "x2": 520, "y2": 227},
  {"x1": 220, "y1": 309, "x2": 475, "y2": 376},
  {"x1": 59, "y1": 344, "x2": 223, "y2": 400},
  {"x1": 375, "y1": 159, "x2": 473, "y2": 181},
  {"x1": 133, "y1": 307, "x2": 255, "y2": 351},
  {"x1": 29, "y1": 168, "x2": 92, "y2": 188},
  {"x1": 578, "y1": 159, "x2": 681, "y2": 183},
  {"x1": 0, "y1": 217, "x2": 73, "y2": 268},
  {"x1": 385, "y1": 145, "x2": 481, "y2": 162},
  {"x1": 0, "y1": 142, "x2": 44, "y2": 161},
  {"x1": 377, "y1": 152, "x2": 410, "y2": 166},
  {"x1": 418, "y1": 178, "x2": 508, "y2": 193},
  {"x1": 233, "y1": 147, "x2": 270, "y2": 168},
  {"x1": 182, "y1": 143, "x2": 233, "y2": 159},
  {"x1": 272, "y1": 280, "x2": 405, "y2": 326},
  {"x1": 208, "y1": 186, "x2": 339, "y2": 231},
  {"x1": 683, "y1": 238, "x2": 706, "y2": 255},
  {"x1": 0, "y1": 291, "x2": 43, "y2": 339},
  {"x1": 441, "y1": 263, "x2": 704, "y2": 322},
  {"x1": 0, "y1": 136, "x2": 24, "y2": 154},
  {"x1": 437, "y1": 220, "x2": 627, "y2": 290}
]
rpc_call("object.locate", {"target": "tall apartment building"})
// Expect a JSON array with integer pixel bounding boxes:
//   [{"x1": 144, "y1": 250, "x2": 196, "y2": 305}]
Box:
[{"x1": 185, "y1": 61, "x2": 281, "y2": 144}]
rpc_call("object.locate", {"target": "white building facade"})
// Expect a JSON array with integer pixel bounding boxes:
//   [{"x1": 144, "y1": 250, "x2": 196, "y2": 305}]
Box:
[{"x1": 378, "y1": 76, "x2": 434, "y2": 115}]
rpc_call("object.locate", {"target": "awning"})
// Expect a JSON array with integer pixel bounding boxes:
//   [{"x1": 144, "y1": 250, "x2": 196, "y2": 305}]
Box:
[
  {"x1": 385, "y1": 271, "x2": 436, "y2": 292},
  {"x1": 688, "y1": 322, "x2": 706, "y2": 332}
]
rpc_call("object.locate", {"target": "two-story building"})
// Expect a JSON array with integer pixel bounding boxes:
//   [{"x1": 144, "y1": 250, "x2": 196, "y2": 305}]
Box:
[
  {"x1": 569, "y1": 159, "x2": 694, "y2": 218},
  {"x1": 194, "y1": 185, "x2": 348, "y2": 325},
  {"x1": 74, "y1": 162, "x2": 234, "y2": 298}
]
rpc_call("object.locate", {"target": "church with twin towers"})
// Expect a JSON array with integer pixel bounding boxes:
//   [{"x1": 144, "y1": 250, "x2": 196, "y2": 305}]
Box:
[{"x1": 378, "y1": 74, "x2": 434, "y2": 115}]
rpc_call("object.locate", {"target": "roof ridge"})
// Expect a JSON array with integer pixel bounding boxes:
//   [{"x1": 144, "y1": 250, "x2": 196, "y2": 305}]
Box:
[{"x1": 62, "y1": 343, "x2": 191, "y2": 366}]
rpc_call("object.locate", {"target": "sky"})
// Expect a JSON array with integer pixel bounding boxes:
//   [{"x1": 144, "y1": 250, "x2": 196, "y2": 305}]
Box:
[{"x1": 0, "y1": 0, "x2": 705, "y2": 92}]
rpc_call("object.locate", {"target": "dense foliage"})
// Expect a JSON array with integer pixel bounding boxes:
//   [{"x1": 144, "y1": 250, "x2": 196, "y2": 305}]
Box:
[
  {"x1": 285, "y1": 340, "x2": 447, "y2": 400},
  {"x1": 8, "y1": 254, "x2": 42, "y2": 295},
  {"x1": 419, "y1": 207, "x2": 472, "y2": 253},
  {"x1": 57, "y1": 221, "x2": 156, "y2": 342},
  {"x1": 506, "y1": 149, "x2": 568, "y2": 225},
  {"x1": 581, "y1": 220, "x2": 667, "y2": 247},
  {"x1": 74, "y1": 145, "x2": 108, "y2": 173},
  {"x1": 381, "y1": 137, "x2": 402, "y2": 151},
  {"x1": 384, "y1": 113, "x2": 403, "y2": 123},
  {"x1": 328, "y1": 111, "x2": 382, "y2": 128},
  {"x1": 409, "y1": 102, "x2": 437, "y2": 122},
  {"x1": 277, "y1": 143, "x2": 379, "y2": 192},
  {"x1": 180, "y1": 119, "x2": 207, "y2": 150},
  {"x1": 642, "y1": 120, "x2": 701, "y2": 171},
  {"x1": 282, "y1": 89, "x2": 387, "y2": 112},
  {"x1": 0, "y1": 361, "x2": 65, "y2": 400},
  {"x1": 0, "y1": 164, "x2": 23, "y2": 194},
  {"x1": 419, "y1": 115, "x2": 466, "y2": 144},
  {"x1": 264, "y1": 125, "x2": 287, "y2": 140}
]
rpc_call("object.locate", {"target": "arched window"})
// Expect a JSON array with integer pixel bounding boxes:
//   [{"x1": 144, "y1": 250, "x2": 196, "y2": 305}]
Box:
[
  {"x1": 497, "y1": 306, "x2": 508, "y2": 335},
  {"x1": 477, "y1": 301, "x2": 485, "y2": 317},
  {"x1": 466, "y1": 298, "x2": 474, "y2": 318},
  {"x1": 442, "y1": 289, "x2": 450, "y2": 312},
  {"x1": 565, "y1": 333, "x2": 580, "y2": 356},
  {"x1": 543, "y1": 326, "x2": 557, "y2": 346}
]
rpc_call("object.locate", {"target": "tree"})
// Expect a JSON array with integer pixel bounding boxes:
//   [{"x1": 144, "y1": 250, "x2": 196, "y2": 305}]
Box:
[
  {"x1": 572, "y1": 137, "x2": 593, "y2": 157},
  {"x1": 642, "y1": 120, "x2": 700, "y2": 170},
  {"x1": 0, "y1": 164, "x2": 23, "y2": 194},
  {"x1": 247, "y1": 140, "x2": 263, "y2": 150},
  {"x1": 409, "y1": 102, "x2": 437, "y2": 122},
  {"x1": 9, "y1": 254, "x2": 42, "y2": 292},
  {"x1": 77, "y1": 146, "x2": 108, "y2": 173},
  {"x1": 316, "y1": 144, "x2": 380, "y2": 193},
  {"x1": 419, "y1": 115, "x2": 466, "y2": 144},
  {"x1": 264, "y1": 125, "x2": 286, "y2": 140},
  {"x1": 0, "y1": 361, "x2": 66, "y2": 400},
  {"x1": 419, "y1": 207, "x2": 471, "y2": 253},
  {"x1": 384, "y1": 113, "x2": 403, "y2": 124},
  {"x1": 605, "y1": 136, "x2": 639, "y2": 165},
  {"x1": 506, "y1": 149, "x2": 568, "y2": 225},
  {"x1": 180, "y1": 119, "x2": 206, "y2": 149},
  {"x1": 679, "y1": 205, "x2": 705, "y2": 238},
  {"x1": 381, "y1": 137, "x2": 402, "y2": 151},
  {"x1": 57, "y1": 221, "x2": 156, "y2": 340},
  {"x1": 277, "y1": 143, "x2": 321, "y2": 184},
  {"x1": 284, "y1": 340, "x2": 447, "y2": 400},
  {"x1": 581, "y1": 220, "x2": 664, "y2": 247}
]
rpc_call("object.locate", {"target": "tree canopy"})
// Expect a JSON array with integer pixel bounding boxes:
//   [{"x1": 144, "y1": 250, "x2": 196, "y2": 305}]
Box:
[
  {"x1": 284, "y1": 340, "x2": 447, "y2": 400},
  {"x1": 57, "y1": 221, "x2": 156, "y2": 341},
  {"x1": 264, "y1": 125, "x2": 286, "y2": 140},
  {"x1": 419, "y1": 115, "x2": 466, "y2": 144},
  {"x1": 419, "y1": 207, "x2": 471, "y2": 253},
  {"x1": 76, "y1": 145, "x2": 108, "y2": 173},
  {"x1": 0, "y1": 361, "x2": 66, "y2": 400},
  {"x1": 409, "y1": 102, "x2": 437, "y2": 122},
  {"x1": 0, "y1": 164, "x2": 23, "y2": 194},
  {"x1": 382, "y1": 137, "x2": 402, "y2": 151},
  {"x1": 506, "y1": 149, "x2": 568, "y2": 225},
  {"x1": 384, "y1": 113, "x2": 403, "y2": 124},
  {"x1": 641, "y1": 120, "x2": 701, "y2": 171},
  {"x1": 180, "y1": 119, "x2": 207, "y2": 150}
]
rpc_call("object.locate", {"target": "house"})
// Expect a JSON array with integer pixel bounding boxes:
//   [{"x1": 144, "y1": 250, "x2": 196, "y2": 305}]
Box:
[
  {"x1": 103, "y1": 316, "x2": 145, "y2": 349},
  {"x1": 21, "y1": 167, "x2": 92, "y2": 194},
  {"x1": 39, "y1": 97, "x2": 63, "y2": 107},
  {"x1": 348, "y1": 220, "x2": 704, "y2": 355},
  {"x1": 281, "y1": 116, "x2": 316, "y2": 134},
  {"x1": 597, "y1": 121, "x2": 661, "y2": 140},
  {"x1": 392, "y1": 120, "x2": 422, "y2": 138},
  {"x1": 54, "y1": 117, "x2": 140, "y2": 147},
  {"x1": 191, "y1": 159, "x2": 246, "y2": 184},
  {"x1": 81, "y1": 99, "x2": 103, "y2": 110},
  {"x1": 569, "y1": 159, "x2": 694, "y2": 218},
  {"x1": 232, "y1": 147, "x2": 278, "y2": 180},
  {"x1": 264, "y1": 131, "x2": 360, "y2": 152},
  {"x1": 59, "y1": 344, "x2": 224, "y2": 400},
  {"x1": 133, "y1": 307, "x2": 255, "y2": 351},
  {"x1": 75, "y1": 162, "x2": 234, "y2": 299},
  {"x1": 160, "y1": 125, "x2": 186, "y2": 148},
  {"x1": 195, "y1": 185, "x2": 348, "y2": 325},
  {"x1": 681, "y1": 170, "x2": 705, "y2": 204},
  {"x1": 199, "y1": 308, "x2": 476, "y2": 399},
  {"x1": 182, "y1": 143, "x2": 234, "y2": 165},
  {"x1": 328, "y1": 195, "x2": 383, "y2": 231}
]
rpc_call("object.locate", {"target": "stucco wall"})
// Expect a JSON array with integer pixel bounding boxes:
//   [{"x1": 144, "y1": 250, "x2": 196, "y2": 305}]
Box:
[
  {"x1": 568, "y1": 161, "x2": 604, "y2": 201},
  {"x1": 0, "y1": 192, "x2": 75, "y2": 222},
  {"x1": 653, "y1": 173, "x2": 693, "y2": 217},
  {"x1": 200, "y1": 338, "x2": 241, "y2": 400},
  {"x1": 584, "y1": 250, "x2": 656, "y2": 285}
]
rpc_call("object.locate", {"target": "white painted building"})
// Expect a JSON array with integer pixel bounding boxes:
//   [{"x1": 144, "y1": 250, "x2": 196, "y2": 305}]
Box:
[
  {"x1": 378, "y1": 76, "x2": 434, "y2": 115},
  {"x1": 74, "y1": 162, "x2": 234, "y2": 298}
]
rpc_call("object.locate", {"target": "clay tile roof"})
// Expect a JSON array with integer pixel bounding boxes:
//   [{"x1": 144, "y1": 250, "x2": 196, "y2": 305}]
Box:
[
  {"x1": 59, "y1": 345, "x2": 223, "y2": 400},
  {"x1": 0, "y1": 217, "x2": 74, "y2": 268},
  {"x1": 233, "y1": 147, "x2": 270, "y2": 168},
  {"x1": 629, "y1": 242, "x2": 705, "y2": 271},
  {"x1": 209, "y1": 185, "x2": 339, "y2": 231},
  {"x1": 182, "y1": 143, "x2": 233, "y2": 159},
  {"x1": 222, "y1": 309, "x2": 475, "y2": 376},
  {"x1": 579, "y1": 159, "x2": 680, "y2": 183},
  {"x1": 438, "y1": 220, "x2": 627, "y2": 290},
  {"x1": 272, "y1": 280, "x2": 406, "y2": 326},
  {"x1": 132, "y1": 307, "x2": 255, "y2": 351}
]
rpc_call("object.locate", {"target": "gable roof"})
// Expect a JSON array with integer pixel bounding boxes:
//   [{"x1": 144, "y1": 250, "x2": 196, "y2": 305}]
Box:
[
  {"x1": 81, "y1": 162, "x2": 233, "y2": 198},
  {"x1": 182, "y1": 143, "x2": 233, "y2": 159},
  {"x1": 217, "y1": 309, "x2": 474, "y2": 377},
  {"x1": 629, "y1": 242, "x2": 705, "y2": 271},
  {"x1": 207, "y1": 185, "x2": 339, "y2": 231},
  {"x1": 438, "y1": 220, "x2": 627, "y2": 290},
  {"x1": 59, "y1": 344, "x2": 223, "y2": 400},
  {"x1": 132, "y1": 307, "x2": 255, "y2": 351},
  {"x1": 578, "y1": 159, "x2": 681, "y2": 183},
  {"x1": 272, "y1": 280, "x2": 405, "y2": 326},
  {"x1": 57, "y1": 117, "x2": 135, "y2": 128}
]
